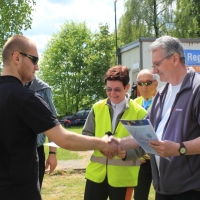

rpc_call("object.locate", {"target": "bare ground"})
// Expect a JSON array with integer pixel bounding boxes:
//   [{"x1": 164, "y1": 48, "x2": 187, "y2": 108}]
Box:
[{"x1": 55, "y1": 150, "x2": 93, "y2": 171}]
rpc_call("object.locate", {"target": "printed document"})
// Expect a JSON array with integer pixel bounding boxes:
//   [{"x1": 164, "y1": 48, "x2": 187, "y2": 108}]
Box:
[{"x1": 120, "y1": 119, "x2": 159, "y2": 155}]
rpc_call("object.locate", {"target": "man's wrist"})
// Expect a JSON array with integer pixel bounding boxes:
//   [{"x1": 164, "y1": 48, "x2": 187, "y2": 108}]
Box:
[{"x1": 178, "y1": 142, "x2": 187, "y2": 155}]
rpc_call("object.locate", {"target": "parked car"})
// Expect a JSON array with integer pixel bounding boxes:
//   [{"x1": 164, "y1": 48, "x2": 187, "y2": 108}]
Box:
[{"x1": 61, "y1": 108, "x2": 91, "y2": 128}]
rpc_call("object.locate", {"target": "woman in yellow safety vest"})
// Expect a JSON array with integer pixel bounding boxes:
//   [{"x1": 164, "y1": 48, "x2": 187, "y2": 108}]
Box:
[{"x1": 82, "y1": 65, "x2": 147, "y2": 200}]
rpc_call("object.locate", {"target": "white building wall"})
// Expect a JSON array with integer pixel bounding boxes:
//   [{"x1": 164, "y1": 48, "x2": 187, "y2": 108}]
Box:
[
  {"x1": 119, "y1": 38, "x2": 200, "y2": 93},
  {"x1": 121, "y1": 46, "x2": 140, "y2": 93}
]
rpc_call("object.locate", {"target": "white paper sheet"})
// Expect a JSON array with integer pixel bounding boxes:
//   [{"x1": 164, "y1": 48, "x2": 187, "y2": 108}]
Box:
[
  {"x1": 120, "y1": 119, "x2": 170, "y2": 161},
  {"x1": 120, "y1": 119, "x2": 158, "y2": 154},
  {"x1": 44, "y1": 142, "x2": 60, "y2": 148}
]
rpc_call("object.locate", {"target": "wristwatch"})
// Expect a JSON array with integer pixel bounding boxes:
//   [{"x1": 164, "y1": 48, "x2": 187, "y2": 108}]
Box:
[
  {"x1": 49, "y1": 151, "x2": 56, "y2": 155},
  {"x1": 178, "y1": 142, "x2": 187, "y2": 155}
]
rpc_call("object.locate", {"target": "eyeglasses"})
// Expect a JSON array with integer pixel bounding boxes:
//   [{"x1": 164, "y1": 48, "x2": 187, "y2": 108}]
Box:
[
  {"x1": 136, "y1": 81, "x2": 154, "y2": 86},
  {"x1": 105, "y1": 87, "x2": 125, "y2": 92},
  {"x1": 20, "y1": 52, "x2": 39, "y2": 65},
  {"x1": 152, "y1": 54, "x2": 174, "y2": 69}
]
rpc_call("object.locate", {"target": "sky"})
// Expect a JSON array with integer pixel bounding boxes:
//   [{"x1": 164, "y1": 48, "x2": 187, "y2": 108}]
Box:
[{"x1": 23, "y1": 0, "x2": 125, "y2": 55}]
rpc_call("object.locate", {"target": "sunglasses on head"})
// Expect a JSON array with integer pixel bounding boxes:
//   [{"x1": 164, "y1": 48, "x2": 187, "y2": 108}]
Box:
[
  {"x1": 137, "y1": 81, "x2": 153, "y2": 86},
  {"x1": 20, "y1": 52, "x2": 39, "y2": 65}
]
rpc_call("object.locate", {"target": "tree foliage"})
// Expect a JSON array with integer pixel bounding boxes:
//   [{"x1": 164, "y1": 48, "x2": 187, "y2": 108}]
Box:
[
  {"x1": 190, "y1": 0, "x2": 200, "y2": 37},
  {"x1": 0, "y1": 0, "x2": 36, "y2": 64},
  {"x1": 169, "y1": 0, "x2": 199, "y2": 38},
  {"x1": 38, "y1": 21, "x2": 115, "y2": 115},
  {"x1": 118, "y1": 0, "x2": 200, "y2": 45},
  {"x1": 118, "y1": 0, "x2": 174, "y2": 44}
]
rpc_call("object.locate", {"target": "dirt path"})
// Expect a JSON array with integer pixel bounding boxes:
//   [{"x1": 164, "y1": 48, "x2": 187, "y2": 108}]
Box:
[
  {"x1": 55, "y1": 150, "x2": 93, "y2": 171},
  {"x1": 78, "y1": 150, "x2": 93, "y2": 161}
]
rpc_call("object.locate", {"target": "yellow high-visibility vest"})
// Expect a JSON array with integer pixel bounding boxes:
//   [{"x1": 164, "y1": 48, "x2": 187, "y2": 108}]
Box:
[
  {"x1": 85, "y1": 99, "x2": 146, "y2": 187},
  {"x1": 133, "y1": 96, "x2": 143, "y2": 106}
]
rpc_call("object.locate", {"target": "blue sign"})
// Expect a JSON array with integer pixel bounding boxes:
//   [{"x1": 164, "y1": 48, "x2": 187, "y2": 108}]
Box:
[{"x1": 184, "y1": 50, "x2": 200, "y2": 66}]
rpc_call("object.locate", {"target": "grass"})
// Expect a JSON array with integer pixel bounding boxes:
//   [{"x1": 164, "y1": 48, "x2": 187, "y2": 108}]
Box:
[
  {"x1": 44, "y1": 126, "x2": 83, "y2": 160},
  {"x1": 42, "y1": 171, "x2": 155, "y2": 200},
  {"x1": 42, "y1": 125, "x2": 155, "y2": 199},
  {"x1": 42, "y1": 170, "x2": 86, "y2": 200}
]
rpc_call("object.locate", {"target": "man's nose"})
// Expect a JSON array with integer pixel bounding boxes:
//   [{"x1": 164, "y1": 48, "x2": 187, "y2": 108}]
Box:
[{"x1": 35, "y1": 64, "x2": 39, "y2": 71}]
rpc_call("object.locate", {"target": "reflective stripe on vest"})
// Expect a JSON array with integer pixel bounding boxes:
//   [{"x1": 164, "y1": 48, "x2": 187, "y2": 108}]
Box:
[{"x1": 91, "y1": 155, "x2": 141, "y2": 166}]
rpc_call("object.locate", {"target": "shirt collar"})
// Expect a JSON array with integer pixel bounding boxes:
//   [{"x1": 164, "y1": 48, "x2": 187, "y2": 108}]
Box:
[{"x1": 142, "y1": 98, "x2": 152, "y2": 110}]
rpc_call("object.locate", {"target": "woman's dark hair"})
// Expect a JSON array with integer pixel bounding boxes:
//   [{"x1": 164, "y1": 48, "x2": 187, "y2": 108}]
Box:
[{"x1": 104, "y1": 65, "x2": 130, "y2": 87}]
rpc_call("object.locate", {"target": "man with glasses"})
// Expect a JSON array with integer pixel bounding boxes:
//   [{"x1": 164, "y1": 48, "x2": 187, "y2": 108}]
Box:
[
  {"x1": 0, "y1": 34, "x2": 118, "y2": 200},
  {"x1": 82, "y1": 65, "x2": 147, "y2": 200},
  {"x1": 133, "y1": 69, "x2": 158, "y2": 200},
  {"x1": 148, "y1": 36, "x2": 200, "y2": 199},
  {"x1": 118, "y1": 36, "x2": 200, "y2": 200},
  {"x1": 134, "y1": 69, "x2": 158, "y2": 110}
]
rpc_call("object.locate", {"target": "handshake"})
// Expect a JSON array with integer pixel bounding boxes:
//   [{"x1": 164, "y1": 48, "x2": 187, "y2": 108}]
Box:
[{"x1": 100, "y1": 133, "x2": 140, "y2": 159}]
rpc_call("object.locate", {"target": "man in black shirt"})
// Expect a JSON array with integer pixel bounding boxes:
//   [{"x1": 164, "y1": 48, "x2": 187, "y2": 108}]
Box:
[{"x1": 0, "y1": 34, "x2": 118, "y2": 200}]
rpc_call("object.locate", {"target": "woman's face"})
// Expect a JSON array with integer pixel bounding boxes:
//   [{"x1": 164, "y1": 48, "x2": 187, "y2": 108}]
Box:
[{"x1": 105, "y1": 80, "x2": 130, "y2": 104}]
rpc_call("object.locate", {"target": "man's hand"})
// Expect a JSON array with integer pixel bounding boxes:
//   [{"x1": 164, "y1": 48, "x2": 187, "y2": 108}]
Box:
[
  {"x1": 100, "y1": 135, "x2": 118, "y2": 159},
  {"x1": 149, "y1": 140, "x2": 180, "y2": 157},
  {"x1": 45, "y1": 154, "x2": 57, "y2": 174}
]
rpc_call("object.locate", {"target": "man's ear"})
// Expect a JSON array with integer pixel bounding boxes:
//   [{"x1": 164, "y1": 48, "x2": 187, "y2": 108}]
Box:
[
  {"x1": 173, "y1": 53, "x2": 180, "y2": 66},
  {"x1": 12, "y1": 51, "x2": 20, "y2": 64}
]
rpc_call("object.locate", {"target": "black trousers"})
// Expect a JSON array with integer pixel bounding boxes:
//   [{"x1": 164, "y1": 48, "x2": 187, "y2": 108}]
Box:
[
  {"x1": 84, "y1": 176, "x2": 133, "y2": 200},
  {"x1": 156, "y1": 190, "x2": 200, "y2": 200},
  {"x1": 134, "y1": 160, "x2": 152, "y2": 200},
  {"x1": 37, "y1": 145, "x2": 45, "y2": 189}
]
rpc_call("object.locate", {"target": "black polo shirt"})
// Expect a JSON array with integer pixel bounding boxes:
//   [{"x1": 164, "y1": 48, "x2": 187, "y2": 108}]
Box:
[{"x1": 0, "y1": 76, "x2": 59, "y2": 200}]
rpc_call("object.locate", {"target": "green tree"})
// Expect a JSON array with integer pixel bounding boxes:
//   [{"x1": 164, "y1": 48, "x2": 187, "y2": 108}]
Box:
[
  {"x1": 169, "y1": 0, "x2": 199, "y2": 38},
  {"x1": 118, "y1": 0, "x2": 175, "y2": 44},
  {"x1": 0, "y1": 0, "x2": 36, "y2": 65},
  {"x1": 82, "y1": 23, "x2": 116, "y2": 103},
  {"x1": 39, "y1": 21, "x2": 115, "y2": 115},
  {"x1": 190, "y1": 0, "x2": 200, "y2": 37},
  {"x1": 118, "y1": 0, "x2": 200, "y2": 45}
]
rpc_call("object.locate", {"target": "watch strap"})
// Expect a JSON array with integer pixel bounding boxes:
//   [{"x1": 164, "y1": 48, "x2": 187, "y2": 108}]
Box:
[
  {"x1": 105, "y1": 131, "x2": 112, "y2": 136},
  {"x1": 49, "y1": 151, "x2": 56, "y2": 155},
  {"x1": 179, "y1": 142, "x2": 187, "y2": 155}
]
